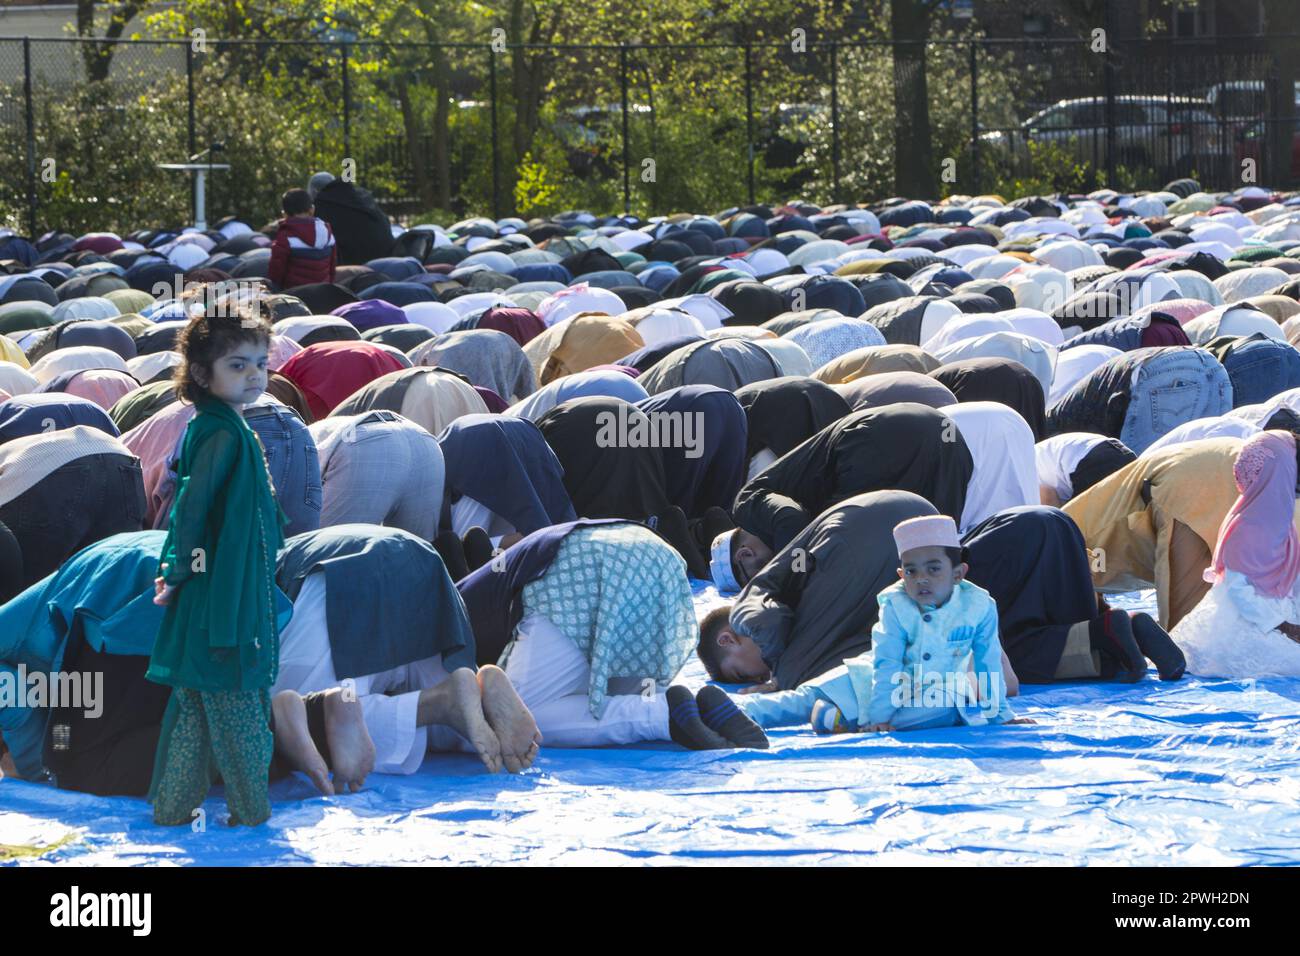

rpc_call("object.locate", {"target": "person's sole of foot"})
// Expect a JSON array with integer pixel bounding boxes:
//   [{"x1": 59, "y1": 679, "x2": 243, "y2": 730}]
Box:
[
  {"x1": 322, "y1": 687, "x2": 376, "y2": 793},
  {"x1": 666, "y1": 685, "x2": 732, "y2": 750},
  {"x1": 477, "y1": 664, "x2": 542, "y2": 773},
  {"x1": 696, "y1": 684, "x2": 769, "y2": 749},
  {"x1": 271, "y1": 690, "x2": 334, "y2": 796},
  {"x1": 432, "y1": 668, "x2": 503, "y2": 773},
  {"x1": 1130, "y1": 612, "x2": 1187, "y2": 680},
  {"x1": 1103, "y1": 609, "x2": 1146, "y2": 682}
]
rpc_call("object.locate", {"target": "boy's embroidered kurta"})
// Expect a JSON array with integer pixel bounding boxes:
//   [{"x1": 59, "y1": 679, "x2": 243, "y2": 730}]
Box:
[{"x1": 867, "y1": 579, "x2": 1014, "y2": 727}]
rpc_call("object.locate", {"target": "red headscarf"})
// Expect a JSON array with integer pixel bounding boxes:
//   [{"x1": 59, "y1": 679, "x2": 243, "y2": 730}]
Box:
[
  {"x1": 478, "y1": 306, "x2": 546, "y2": 348},
  {"x1": 1205, "y1": 430, "x2": 1300, "y2": 598},
  {"x1": 277, "y1": 341, "x2": 404, "y2": 419}
]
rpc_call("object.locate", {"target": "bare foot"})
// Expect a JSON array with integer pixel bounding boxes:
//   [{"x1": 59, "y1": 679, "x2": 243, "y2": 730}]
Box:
[
  {"x1": 417, "y1": 668, "x2": 503, "y2": 773},
  {"x1": 322, "y1": 688, "x2": 375, "y2": 794},
  {"x1": 477, "y1": 665, "x2": 542, "y2": 773},
  {"x1": 272, "y1": 690, "x2": 334, "y2": 796}
]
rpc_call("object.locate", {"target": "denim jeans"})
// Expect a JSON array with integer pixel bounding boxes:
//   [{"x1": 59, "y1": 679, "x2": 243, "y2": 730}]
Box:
[
  {"x1": 1222, "y1": 339, "x2": 1300, "y2": 409},
  {"x1": 242, "y1": 404, "x2": 322, "y2": 537},
  {"x1": 1120, "y1": 349, "x2": 1233, "y2": 455},
  {"x1": 0, "y1": 452, "x2": 147, "y2": 592}
]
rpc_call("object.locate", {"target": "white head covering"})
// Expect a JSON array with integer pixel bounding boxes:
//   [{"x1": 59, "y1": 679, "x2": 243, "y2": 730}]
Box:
[
  {"x1": 447, "y1": 291, "x2": 513, "y2": 318},
  {"x1": 28, "y1": 345, "x2": 130, "y2": 385},
  {"x1": 922, "y1": 313, "x2": 1016, "y2": 353},
  {"x1": 1228, "y1": 386, "x2": 1300, "y2": 427},
  {"x1": 1183, "y1": 304, "x2": 1285, "y2": 345},
  {"x1": 752, "y1": 337, "x2": 814, "y2": 377},
  {"x1": 624, "y1": 307, "x2": 706, "y2": 347},
  {"x1": 1049, "y1": 344, "x2": 1123, "y2": 405},
  {"x1": 402, "y1": 301, "x2": 461, "y2": 333},
  {"x1": 1214, "y1": 267, "x2": 1290, "y2": 304},
  {"x1": 1031, "y1": 238, "x2": 1103, "y2": 273},
  {"x1": 710, "y1": 529, "x2": 741, "y2": 593},
  {"x1": 0, "y1": 361, "x2": 39, "y2": 397},
  {"x1": 1140, "y1": 415, "x2": 1261, "y2": 458},
  {"x1": 932, "y1": 331, "x2": 1056, "y2": 401},
  {"x1": 537, "y1": 284, "x2": 625, "y2": 327},
  {"x1": 271, "y1": 315, "x2": 354, "y2": 343},
  {"x1": 994, "y1": 307, "x2": 1064, "y2": 347},
  {"x1": 126, "y1": 351, "x2": 183, "y2": 385},
  {"x1": 941, "y1": 401, "x2": 1038, "y2": 534},
  {"x1": 50, "y1": 296, "x2": 119, "y2": 324}
]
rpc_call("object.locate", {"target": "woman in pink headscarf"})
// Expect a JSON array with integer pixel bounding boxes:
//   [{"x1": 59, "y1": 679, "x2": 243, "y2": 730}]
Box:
[{"x1": 1171, "y1": 430, "x2": 1300, "y2": 676}]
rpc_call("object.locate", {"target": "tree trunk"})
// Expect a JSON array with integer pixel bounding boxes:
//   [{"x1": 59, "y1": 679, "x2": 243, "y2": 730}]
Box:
[
  {"x1": 1264, "y1": 0, "x2": 1297, "y2": 187},
  {"x1": 890, "y1": 0, "x2": 936, "y2": 198},
  {"x1": 396, "y1": 72, "x2": 436, "y2": 213},
  {"x1": 432, "y1": 45, "x2": 452, "y2": 211}
]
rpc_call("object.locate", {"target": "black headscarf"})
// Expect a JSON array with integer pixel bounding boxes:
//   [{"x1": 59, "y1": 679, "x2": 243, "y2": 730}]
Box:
[
  {"x1": 536, "y1": 396, "x2": 670, "y2": 521},
  {"x1": 930, "y1": 356, "x2": 1048, "y2": 440},
  {"x1": 1070, "y1": 438, "x2": 1136, "y2": 499},
  {"x1": 734, "y1": 375, "x2": 850, "y2": 463}
]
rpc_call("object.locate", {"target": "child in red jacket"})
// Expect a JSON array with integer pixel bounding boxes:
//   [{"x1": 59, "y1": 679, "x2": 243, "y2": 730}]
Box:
[{"x1": 268, "y1": 188, "x2": 337, "y2": 290}]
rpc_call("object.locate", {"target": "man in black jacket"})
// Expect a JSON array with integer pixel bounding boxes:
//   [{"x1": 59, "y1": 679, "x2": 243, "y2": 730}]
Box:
[{"x1": 307, "y1": 172, "x2": 395, "y2": 265}]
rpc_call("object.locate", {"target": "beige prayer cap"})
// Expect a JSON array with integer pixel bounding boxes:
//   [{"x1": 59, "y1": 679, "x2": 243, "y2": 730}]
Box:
[{"x1": 893, "y1": 514, "x2": 961, "y2": 557}]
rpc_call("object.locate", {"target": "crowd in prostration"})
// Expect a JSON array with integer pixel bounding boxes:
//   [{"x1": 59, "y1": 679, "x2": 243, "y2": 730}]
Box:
[{"x1": 3, "y1": 171, "x2": 1300, "y2": 827}]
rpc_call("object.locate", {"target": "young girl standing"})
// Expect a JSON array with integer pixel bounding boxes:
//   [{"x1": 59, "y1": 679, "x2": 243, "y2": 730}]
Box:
[{"x1": 148, "y1": 307, "x2": 287, "y2": 826}]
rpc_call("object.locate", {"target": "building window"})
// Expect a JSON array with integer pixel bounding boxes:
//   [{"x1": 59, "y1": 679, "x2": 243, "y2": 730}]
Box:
[{"x1": 1022, "y1": 13, "x2": 1048, "y2": 35}]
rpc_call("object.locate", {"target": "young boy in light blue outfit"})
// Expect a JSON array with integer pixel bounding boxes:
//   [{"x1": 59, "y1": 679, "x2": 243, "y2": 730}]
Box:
[{"x1": 734, "y1": 514, "x2": 1024, "y2": 734}]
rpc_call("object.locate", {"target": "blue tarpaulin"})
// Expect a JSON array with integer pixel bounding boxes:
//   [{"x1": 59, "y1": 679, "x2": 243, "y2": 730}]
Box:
[{"x1": 3, "y1": 588, "x2": 1299, "y2": 865}]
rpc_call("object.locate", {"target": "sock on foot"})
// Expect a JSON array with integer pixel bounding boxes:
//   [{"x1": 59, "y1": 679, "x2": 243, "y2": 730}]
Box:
[
  {"x1": 810, "y1": 698, "x2": 855, "y2": 735},
  {"x1": 652, "y1": 506, "x2": 710, "y2": 580},
  {"x1": 1089, "y1": 609, "x2": 1145, "y2": 682},
  {"x1": 433, "y1": 531, "x2": 470, "y2": 581},
  {"x1": 462, "y1": 527, "x2": 495, "y2": 574},
  {"x1": 696, "y1": 685, "x2": 769, "y2": 749},
  {"x1": 666, "y1": 685, "x2": 731, "y2": 750},
  {"x1": 1130, "y1": 612, "x2": 1186, "y2": 680}
]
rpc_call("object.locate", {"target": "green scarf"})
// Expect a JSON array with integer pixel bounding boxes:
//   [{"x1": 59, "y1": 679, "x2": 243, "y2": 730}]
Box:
[{"x1": 147, "y1": 397, "x2": 287, "y2": 692}]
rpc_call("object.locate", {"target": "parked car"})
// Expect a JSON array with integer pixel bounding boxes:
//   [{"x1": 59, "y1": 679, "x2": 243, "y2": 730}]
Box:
[
  {"x1": 1205, "y1": 80, "x2": 1300, "y2": 121},
  {"x1": 1234, "y1": 118, "x2": 1300, "y2": 181},
  {"x1": 980, "y1": 95, "x2": 1228, "y2": 178}
]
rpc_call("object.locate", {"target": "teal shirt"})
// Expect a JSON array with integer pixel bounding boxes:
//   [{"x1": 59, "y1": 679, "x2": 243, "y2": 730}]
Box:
[{"x1": 865, "y1": 579, "x2": 1015, "y2": 727}]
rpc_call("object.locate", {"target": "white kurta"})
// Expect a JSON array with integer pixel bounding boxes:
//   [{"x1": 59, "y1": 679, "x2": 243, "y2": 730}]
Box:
[
  {"x1": 501, "y1": 612, "x2": 669, "y2": 746},
  {"x1": 274, "y1": 572, "x2": 469, "y2": 774}
]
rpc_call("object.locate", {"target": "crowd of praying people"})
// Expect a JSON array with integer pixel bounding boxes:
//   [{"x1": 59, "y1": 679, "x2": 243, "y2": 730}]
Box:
[{"x1": 3, "y1": 172, "x2": 1300, "y2": 825}]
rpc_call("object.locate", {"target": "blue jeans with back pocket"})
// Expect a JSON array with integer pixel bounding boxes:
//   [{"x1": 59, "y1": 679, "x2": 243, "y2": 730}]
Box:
[
  {"x1": 1121, "y1": 349, "x2": 1233, "y2": 454},
  {"x1": 243, "y1": 404, "x2": 322, "y2": 537}
]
